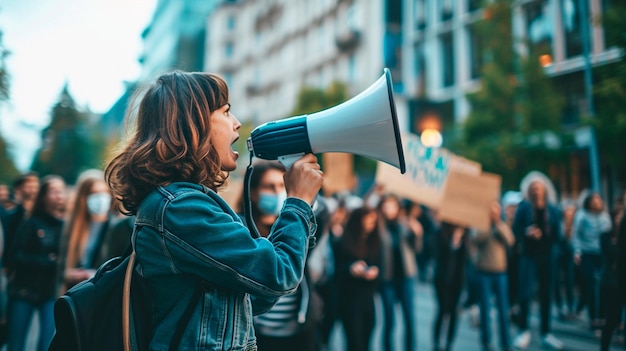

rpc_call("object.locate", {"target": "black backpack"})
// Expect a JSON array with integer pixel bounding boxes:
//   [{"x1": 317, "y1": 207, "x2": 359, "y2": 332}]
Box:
[{"x1": 49, "y1": 252, "x2": 202, "y2": 351}]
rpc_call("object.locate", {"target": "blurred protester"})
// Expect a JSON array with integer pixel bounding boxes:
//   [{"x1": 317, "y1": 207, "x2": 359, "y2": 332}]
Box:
[
  {"x1": 334, "y1": 206, "x2": 382, "y2": 351},
  {"x1": 415, "y1": 204, "x2": 437, "y2": 283},
  {"x1": 0, "y1": 183, "x2": 14, "y2": 216},
  {"x1": 599, "y1": 207, "x2": 625, "y2": 350},
  {"x1": 6, "y1": 175, "x2": 66, "y2": 351},
  {"x1": 512, "y1": 171, "x2": 563, "y2": 350},
  {"x1": 471, "y1": 200, "x2": 515, "y2": 351},
  {"x1": 432, "y1": 221, "x2": 468, "y2": 351},
  {"x1": 1, "y1": 172, "x2": 40, "y2": 268},
  {"x1": 572, "y1": 192, "x2": 612, "y2": 332},
  {"x1": 501, "y1": 191, "x2": 522, "y2": 324},
  {"x1": 554, "y1": 201, "x2": 577, "y2": 320},
  {"x1": 241, "y1": 161, "x2": 324, "y2": 351},
  {"x1": 377, "y1": 194, "x2": 421, "y2": 351},
  {"x1": 58, "y1": 169, "x2": 115, "y2": 292}
]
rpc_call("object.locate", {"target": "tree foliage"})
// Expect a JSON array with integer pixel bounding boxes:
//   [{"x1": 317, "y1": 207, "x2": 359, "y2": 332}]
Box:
[
  {"x1": 31, "y1": 85, "x2": 106, "y2": 184},
  {"x1": 593, "y1": 1, "x2": 626, "y2": 180},
  {"x1": 0, "y1": 31, "x2": 19, "y2": 184},
  {"x1": 455, "y1": 0, "x2": 565, "y2": 190}
]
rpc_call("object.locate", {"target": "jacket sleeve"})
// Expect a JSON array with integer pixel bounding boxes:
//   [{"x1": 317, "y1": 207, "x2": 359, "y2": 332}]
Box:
[{"x1": 156, "y1": 193, "x2": 316, "y2": 298}]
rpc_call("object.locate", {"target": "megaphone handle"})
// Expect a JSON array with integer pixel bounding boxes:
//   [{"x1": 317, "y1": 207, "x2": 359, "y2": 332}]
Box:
[{"x1": 278, "y1": 153, "x2": 305, "y2": 169}]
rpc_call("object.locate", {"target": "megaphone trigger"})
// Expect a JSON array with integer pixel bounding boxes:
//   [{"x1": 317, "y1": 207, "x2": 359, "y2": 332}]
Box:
[{"x1": 278, "y1": 153, "x2": 306, "y2": 169}]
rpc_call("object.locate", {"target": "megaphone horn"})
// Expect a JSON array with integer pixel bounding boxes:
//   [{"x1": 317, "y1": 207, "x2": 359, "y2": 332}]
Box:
[{"x1": 246, "y1": 68, "x2": 406, "y2": 174}]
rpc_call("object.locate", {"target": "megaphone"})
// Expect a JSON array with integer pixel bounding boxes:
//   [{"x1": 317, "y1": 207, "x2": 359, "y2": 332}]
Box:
[{"x1": 246, "y1": 68, "x2": 406, "y2": 174}]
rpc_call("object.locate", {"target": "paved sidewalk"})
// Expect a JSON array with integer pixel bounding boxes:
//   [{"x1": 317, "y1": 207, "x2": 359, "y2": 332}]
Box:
[{"x1": 328, "y1": 280, "x2": 623, "y2": 351}]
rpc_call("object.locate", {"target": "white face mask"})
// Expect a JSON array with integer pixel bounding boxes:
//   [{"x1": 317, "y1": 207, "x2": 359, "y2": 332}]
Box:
[{"x1": 86, "y1": 193, "x2": 111, "y2": 216}]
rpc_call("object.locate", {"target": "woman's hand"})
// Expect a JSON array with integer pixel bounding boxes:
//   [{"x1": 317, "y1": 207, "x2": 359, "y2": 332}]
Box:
[{"x1": 284, "y1": 154, "x2": 323, "y2": 205}]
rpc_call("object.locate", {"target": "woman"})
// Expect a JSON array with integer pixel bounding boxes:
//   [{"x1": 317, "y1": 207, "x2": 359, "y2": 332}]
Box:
[
  {"x1": 334, "y1": 206, "x2": 382, "y2": 351},
  {"x1": 375, "y1": 194, "x2": 421, "y2": 351},
  {"x1": 432, "y1": 221, "x2": 467, "y2": 351},
  {"x1": 472, "y1": 201, "x2": 515, "y2": 351},
  {"x1": 6, "y1": 175, "x2": 66, "y2": 351},
  {"x1": 572, "y1": 192, "x2": 612, "y2": 331},
  {"x1": 241, "y1": 161, "x2": 321, "y2": 351},
  {"x1": 105, "y1": 71, "x2": 322, "y2": 350},
  {"x1": 58, "y1": 169, "x2": 122, "y2": 292}
]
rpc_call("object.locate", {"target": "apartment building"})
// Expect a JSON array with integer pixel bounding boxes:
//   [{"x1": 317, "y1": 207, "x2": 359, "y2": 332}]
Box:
[
  {"x1": 402, "y1": 0, "x2": 619, "y2": 136},
  {"x1": 205, "y1": 0, "x2": 405, "y2": 126}
]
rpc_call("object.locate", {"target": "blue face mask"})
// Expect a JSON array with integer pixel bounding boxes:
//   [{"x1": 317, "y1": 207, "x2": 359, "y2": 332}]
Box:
[{"x1": 257, "y1": 192, "x2": 287, "y2": 216}]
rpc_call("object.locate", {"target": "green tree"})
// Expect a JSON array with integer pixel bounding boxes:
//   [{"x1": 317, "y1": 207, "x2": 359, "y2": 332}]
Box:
[
  {"x1": 31, "y1": 84, "x2": 104, "y2": 183},
  {"x1": 455, "y1": 0, "x2": 565, "y2": 190},
  {"x1": 0, "y1": 31, "x2": 19, "y2": 183},
  {"x1": 593, "y1": 1, "x2": 626, "y2": 185}
]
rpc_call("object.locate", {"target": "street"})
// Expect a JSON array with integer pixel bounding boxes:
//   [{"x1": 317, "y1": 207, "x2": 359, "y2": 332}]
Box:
[{"x1": 328, "y1": 280, "x2": 620, "y2": 351}]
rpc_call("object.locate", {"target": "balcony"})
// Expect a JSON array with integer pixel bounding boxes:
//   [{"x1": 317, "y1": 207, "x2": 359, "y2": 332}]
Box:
[{"x1": 335, "y1": 29, "x2": 361, "y2": 52}]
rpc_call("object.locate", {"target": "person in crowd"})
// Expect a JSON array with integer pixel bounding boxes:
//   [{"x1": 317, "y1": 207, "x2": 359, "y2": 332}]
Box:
[
  {"x1": 572, "y1": 192, "x2": 612, "y2": 332},
  {"x1": 5, "y1": 175, "x2": 66, "y2": 351},
  {"x1": 501, "y1": 191, "x2": 522, "y2": 325},
  {"x1": 104, "y1": 71, "x2": 322, "y2": 350},
  {"x1": 1, "y1": 172, "x2": 40, "y2": 268},
  {"x1": 512, "y1": 171, "x2": 564, "y2": 350},
  {"x1": 377, "y1": 194, "x2": 421, "y2": 351},
  {"x1": 599, "y1": 207, "x2": 625, "y2": 350},
  {"x1": 239, "y1": 160, "x2": 324, "y2": 351},
  {"x1": 432, "y1": 221, "x2": 468, "y2": 351},
  {"x1": 0, "y1": 183, "x2": 14, "y2": 217},
  {"x1": 57, "y1": 169, "x2": 124, "y2": 292},
  {"x1": 471, "y1": 200, "x2": 515, "y2": 351},
  {"x1": 334, "y1": 206, "x2": 382, "y2": 351},
  {"x1": 415, "y1": 203, "x2": 437, "y2": 283},
  {"x1": 553, "y1": 201, "x2": 577, "y2": 321}
]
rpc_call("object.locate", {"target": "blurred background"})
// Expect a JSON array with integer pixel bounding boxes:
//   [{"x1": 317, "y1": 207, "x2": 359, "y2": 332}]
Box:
[{"x1": 0, "y1": 0, "x2": 624, "y2": 208}]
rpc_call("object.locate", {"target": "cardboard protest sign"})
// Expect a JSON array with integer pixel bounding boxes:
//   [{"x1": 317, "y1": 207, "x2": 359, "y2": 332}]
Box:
[
  {"x1": 438, "y1": 170, "x2": 501, "y2": 232},
  {"x1": 375, "y1": 133, "x2": 481, "y2": 209},
  {"x1": 322, "y1": 153, "x2": 357, "y2": 196}
]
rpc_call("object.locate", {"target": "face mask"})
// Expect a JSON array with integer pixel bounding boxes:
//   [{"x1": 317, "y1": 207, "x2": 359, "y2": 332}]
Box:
[
  {"x1": 257, "y1": 192, "x2": 287, "y2": 216},
  {"x1": 86, "y1": 193, "x2": 111, "y2": 216}
]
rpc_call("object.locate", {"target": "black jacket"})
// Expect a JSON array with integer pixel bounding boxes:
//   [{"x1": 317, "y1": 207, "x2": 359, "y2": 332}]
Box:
[{"x1": 8, "y1": 213, "x2": 64, "y2": 303}]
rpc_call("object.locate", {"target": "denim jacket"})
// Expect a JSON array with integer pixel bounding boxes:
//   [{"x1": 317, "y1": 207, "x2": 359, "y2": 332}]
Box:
[{"x1": 133, "y1": 182, "x2": 316, "y2": 351}]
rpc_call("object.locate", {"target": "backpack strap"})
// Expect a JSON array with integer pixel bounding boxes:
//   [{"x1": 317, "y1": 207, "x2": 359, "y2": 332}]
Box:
[
  {"x1": 121, "y1": 249, "x2": 203, "y2": 351},
  {"x1": 122, "y1": 251, "x2": 136, "y2": 351}
]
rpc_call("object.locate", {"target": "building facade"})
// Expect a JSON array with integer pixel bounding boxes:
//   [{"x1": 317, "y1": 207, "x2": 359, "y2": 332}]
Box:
[{"x1": 205, "y1": 0, "x2": 405, "y2": 126}]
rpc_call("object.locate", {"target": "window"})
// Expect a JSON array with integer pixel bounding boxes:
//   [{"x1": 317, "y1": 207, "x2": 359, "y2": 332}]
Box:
[
  {"x1": 415, "y1": 0, "x2": 427, "y2": 30},
  {"x1": 525, "y1": 0, "x2": 553, "y2": 53},
  {"x1": 561, "y1": 0, "x2": 582, "y2": 57},
  {"x1": 226, "y1": 14, "x2": 236, "y2": 31},
  {"x1": 225, "y1": 42, "x2": 234, "y2": 58},
  {"x1": 414, "y1": 44, "x2": 426, "y2": 93},
  {"x1": 441, "y1": 33, "x2": 455, "y2": 87},
  {"x1": 440, "y1": 0, "x2": 453, "y2": 22},
  {"x1": 467, "y1": 0, "x2": 481, "y2": 13}
]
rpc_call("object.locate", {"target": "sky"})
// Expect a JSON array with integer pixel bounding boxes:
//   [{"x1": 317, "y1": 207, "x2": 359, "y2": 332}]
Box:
[{"x1": 0, "y1": 0, "x2": 157, "y2": 171}]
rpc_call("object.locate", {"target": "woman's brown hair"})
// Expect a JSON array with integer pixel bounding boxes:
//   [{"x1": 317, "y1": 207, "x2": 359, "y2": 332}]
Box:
[
  {"x1": 105, "y1": 71, "x2": 230, "y2": 214},
  {"x1": 63, "y1": 170, "x2": 110, "y2": 274}
]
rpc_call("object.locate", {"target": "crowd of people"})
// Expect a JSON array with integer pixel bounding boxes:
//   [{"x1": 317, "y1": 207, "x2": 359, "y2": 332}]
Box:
[
  {"x1": 0, "y1": 70, "x2": 623, "y2": 351},
  {"x1": 239, "y1": 162, "x2": 626, "y2": 351},
  {"x1": 0, "y1": 170, "x2": 133, "y2": 351},
  {"x1": 0, "y1": 166, "x2": 624, "y2": 351},
  {"x1": 0, "y1": 165, "x2": 624, "y2": 351}
]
